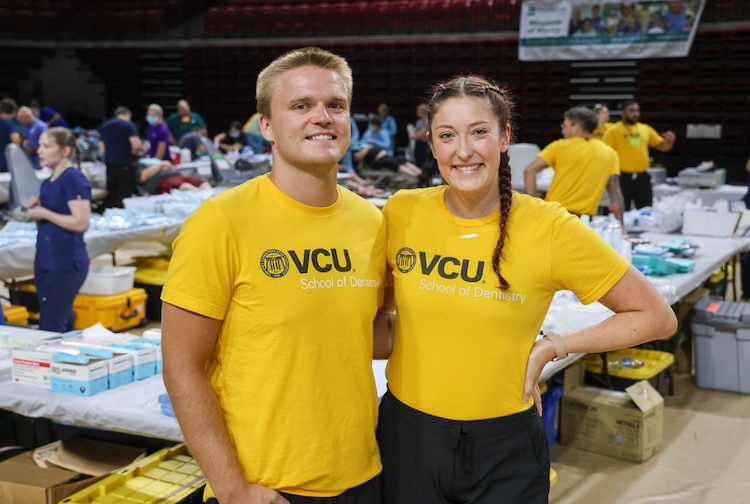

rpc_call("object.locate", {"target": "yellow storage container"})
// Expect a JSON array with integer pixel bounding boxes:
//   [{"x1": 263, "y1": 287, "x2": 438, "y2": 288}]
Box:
[
  {"x1": 129, "y1": 255, "x2": 171, "y2": 271},
  {"x1": 73, "y1": 288, "x2": 147, "y2": 332},
  {"x1": 134, "y1": 267, "x2": 167, "y2": 322},
  {"x1": 584, "y1": 348, "x2": 674, "y2": 380},
  {"x1": 9, "y1": 279, "x2": 40, "y2": 322},
  {"x1": 585, "y1": 347, "x2": 674, "y2": 392},
  {"x1": 3, "y1": 304, "x2": 30, "y2": 325},
  {"x1": 550, "y1": 467, "x2": 558, "y2": 488},
  {"x1": 59, "y1": 443, "x2": 205, "y2": 504}
]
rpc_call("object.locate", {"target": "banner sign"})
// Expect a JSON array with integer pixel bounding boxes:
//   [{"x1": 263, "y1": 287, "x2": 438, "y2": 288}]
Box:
[{"x1": 519, "y1": 0, "x2": 704, "y2": 61}]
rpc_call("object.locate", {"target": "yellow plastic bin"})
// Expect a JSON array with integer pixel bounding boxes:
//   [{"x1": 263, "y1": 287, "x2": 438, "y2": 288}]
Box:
[
  {"x1": 59, "y1": 443, "x2": 206, "y2": 504},
  {"x1": 2, "y1": 304, "x2": 30, "y2": 325},
  {"x1": 134, "y1": 267, "x2": 168, "y2": 322},
  {"x1": 9, "y1": 279, "x2": 40, "y2": 322},
  {"x1": 585, "y1": 348, "x2": 674, "y2": 393},
  {"x1": 73, "y1": 288, "x2": 147, "y2": 332}
]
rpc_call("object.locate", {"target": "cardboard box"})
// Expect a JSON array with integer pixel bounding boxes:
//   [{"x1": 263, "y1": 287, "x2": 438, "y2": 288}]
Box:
[
  {"x1": 560, "y1": 363, "x2": 664, "y2": 463},
  {"x1": 0, "y1": 438, "x2": 145, "y2": 504},
  {"x1": 682, "y1": 209, "x2": 741, "y2": 237},
  {"x1": 0, "y1": 451, "x2": 99, "y2": 504}
]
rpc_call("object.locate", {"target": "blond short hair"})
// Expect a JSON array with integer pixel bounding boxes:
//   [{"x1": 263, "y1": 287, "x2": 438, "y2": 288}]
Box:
[
  {"x1": 147, "y1": 103, "x2": 163, "y2": 118},
  {"x1": 256, "y1": 47, "x2": 352, "y2": 118}
]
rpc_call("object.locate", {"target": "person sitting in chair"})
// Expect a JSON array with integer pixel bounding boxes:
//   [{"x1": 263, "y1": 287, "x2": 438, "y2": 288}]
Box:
[
  {"x1": 353, "y1": 143, "x2": 422, "y2": 179},
  {"x1": 137, "y1": 160, "x2": 211, "y2": 195}
]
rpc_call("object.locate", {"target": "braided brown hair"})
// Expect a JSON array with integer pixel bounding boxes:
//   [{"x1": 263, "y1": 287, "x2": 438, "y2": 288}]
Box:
[{"x1": 426, "y1": 75, "x2": 516, "y2": 290}]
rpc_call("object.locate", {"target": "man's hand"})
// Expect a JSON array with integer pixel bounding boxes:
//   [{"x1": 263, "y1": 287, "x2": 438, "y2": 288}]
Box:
[{"x1": 220, "y1": 483, "x2": 291, "y2": 504}]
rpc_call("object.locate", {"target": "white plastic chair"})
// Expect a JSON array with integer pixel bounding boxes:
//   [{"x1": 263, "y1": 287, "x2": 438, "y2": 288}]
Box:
[
  {"x1": 507, "y1": 143, "x2": 541, "y2": 191},
  {"x1": 5, "y1": 143, "x2": 41, "y2": 210}
]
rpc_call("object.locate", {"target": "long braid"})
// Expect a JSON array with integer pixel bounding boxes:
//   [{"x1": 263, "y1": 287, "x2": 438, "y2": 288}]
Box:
[{"x1": 492, "y1": 151, "x2": 512, "y2": 290}]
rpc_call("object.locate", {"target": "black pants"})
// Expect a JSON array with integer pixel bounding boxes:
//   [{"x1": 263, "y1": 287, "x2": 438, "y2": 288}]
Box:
[
  {"x1": 377, "y1": 390, "x2": 550, "y2": 504},
  {"x1": 619, "y1": 171, "x2": 652, "y2": 210},
  {"x1": 104, "y1": 163, "x2": 136, "y2": 208},
  {"x1": 205, "y1": 474, "x2": 381, "y2": 504}
]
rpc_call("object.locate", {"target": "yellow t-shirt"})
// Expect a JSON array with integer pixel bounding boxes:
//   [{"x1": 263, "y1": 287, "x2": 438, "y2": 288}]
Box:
[
  {"x1": 592, "y1": 122, "x2": 614, "y2": 140},
  {"x1": 383, "y1": 187, "x2": 629, "y2": 420},
  {"x1": 540, "y1": 137, "x2": 620, "y2": 216},
  {"x1": 162, "y1": 174, "x2": 386, "y2": 498},
  {"x1": 603, "y1": 121, "x2": 663, "y2": 174}
]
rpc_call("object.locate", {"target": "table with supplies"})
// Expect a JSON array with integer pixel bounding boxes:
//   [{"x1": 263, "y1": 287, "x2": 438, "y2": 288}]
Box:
[
  {"x1": 653, "y1": 183, "x2": 747, "y2": 207},
  {"x1": 0, "y1": 232, "x2": 746, "y2": 442}
]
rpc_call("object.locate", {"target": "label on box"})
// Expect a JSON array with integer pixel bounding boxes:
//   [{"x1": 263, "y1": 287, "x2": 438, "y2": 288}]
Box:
[
  {"x1": 12, "y1": 349, "x2": 52, "y2": 388},
  {"x1": 50, "y1": 360, "x2": 109, "y2": 397}
]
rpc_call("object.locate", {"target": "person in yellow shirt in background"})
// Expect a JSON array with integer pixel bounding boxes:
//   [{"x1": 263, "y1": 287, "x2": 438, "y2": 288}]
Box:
[
  {"x1": 591, "y1": 103, "x2": 613, "y2": 140},
  {"x1": 604, "y1": 100, "x2": 676, "y2": 209},
  {"x1": 524, "y1": 106, "x2": 624, "y2": 220},
  {"x1": 162, "y1": 47, "x2": 387, "y2": 504}
]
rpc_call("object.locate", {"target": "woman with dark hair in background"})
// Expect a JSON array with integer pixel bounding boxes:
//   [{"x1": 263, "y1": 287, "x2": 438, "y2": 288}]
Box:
[{"x1": 25, "y1": 127, "x2": 91, "y2": 332}]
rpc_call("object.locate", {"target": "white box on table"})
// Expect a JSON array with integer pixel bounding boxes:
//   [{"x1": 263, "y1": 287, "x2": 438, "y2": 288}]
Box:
[
  {"x1": 79, "y1": 266, "x2": 136, "y2": 295},
  {"x1": 50, "y1": 357, "x2": 109, "y2": 397},
  {"x1": 682, "y1": 209, "x2": 741, "y2": 237},
  {"x1": 11, "y1": 348, "x2": 52, "y2": 388},
  {"x1": 104, "y1": 343, "x2": 156, "y2": 380}
]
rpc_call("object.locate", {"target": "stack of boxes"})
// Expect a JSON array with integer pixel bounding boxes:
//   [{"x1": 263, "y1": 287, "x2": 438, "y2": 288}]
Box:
[{"x1": 10, "y1": 326, "x2": 162, "y2": 397}]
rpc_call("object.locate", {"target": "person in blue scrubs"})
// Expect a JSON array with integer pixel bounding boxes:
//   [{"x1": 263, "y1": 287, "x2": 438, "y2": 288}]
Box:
[{"x1": 25, "y1": 127, "x2": 91, "y2": 332}]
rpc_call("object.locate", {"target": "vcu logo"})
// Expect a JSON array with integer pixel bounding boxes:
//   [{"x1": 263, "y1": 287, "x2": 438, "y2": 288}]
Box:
[
  {"x1": 261, "y1": 249, "x2": 289, "y2": 278},
  {"x1": 261, "y1": 248, "x2": 352, "y2": 278},
  {"x1": 395, "y1": 247, "x2": 417, "y2": 273},
  {"x1": 396, "y1": 248, "x2": 484, "y2": 282}
]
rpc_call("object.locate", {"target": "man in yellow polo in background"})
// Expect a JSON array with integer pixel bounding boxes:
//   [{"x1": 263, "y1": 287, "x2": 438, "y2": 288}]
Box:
[
  {"x1": 604, "y1": 99, "x2": 676, "y2": 209},
  {"x1": 524, "y1": 106, "x2": 624, "y2": 220}
]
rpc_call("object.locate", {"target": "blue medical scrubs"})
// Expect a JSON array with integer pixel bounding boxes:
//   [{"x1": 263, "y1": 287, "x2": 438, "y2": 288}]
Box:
[{"x1": 34, "y1": 168, "x2": 91, "y2": 332}]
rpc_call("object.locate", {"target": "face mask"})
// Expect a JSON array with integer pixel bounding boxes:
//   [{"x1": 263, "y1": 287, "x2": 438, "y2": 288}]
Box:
[
  {"x1": 146, "y1": 115, "x2": 159, "y2": 125},
  {"x1": 230, "y1": 131, "x2": 240, "y2": 139}
]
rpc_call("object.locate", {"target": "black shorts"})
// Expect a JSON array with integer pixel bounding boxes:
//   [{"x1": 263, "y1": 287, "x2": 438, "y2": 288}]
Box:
[
  {"x1": 204, "y1": 474, "x2": 381, "y2": 504},
  {"x1": 377, "y1": 390, "x2": 550, "y2": 504}
]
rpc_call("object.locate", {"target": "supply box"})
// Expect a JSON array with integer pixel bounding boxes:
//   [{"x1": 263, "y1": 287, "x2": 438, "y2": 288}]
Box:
[
  {"x1": 560, "y1": 362, "x2": 664, "y2": 463},
  {"x1": 682, "y1": 209, "x2": 741, "y2": 237},
  {"x1": 0, "y1": 437, "x2": 145, "y2": 504},
  {"x1": 79, "y1": 266, "x2": 137, "y2": 296},
  {"x1": 0, "y1": 451, "x2": 103, "y2": 504},
  {"x1": 73, "y1": 288, "x2": 147, "y2": 332},
  {"x1": 690, "y1": 296, "x2": 750, "y2": 394},
  {"x1": 60, "y1": 443, "x2": 205, "y2": 504}
]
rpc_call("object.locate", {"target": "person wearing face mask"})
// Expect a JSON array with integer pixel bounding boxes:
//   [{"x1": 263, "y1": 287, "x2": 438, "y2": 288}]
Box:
[
  {"x1": 145, "y1": 103, "x2": 172, "y2": 161},
  {"x1": 213, "y1": 121, "x2": 248, "y2": 154}
]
